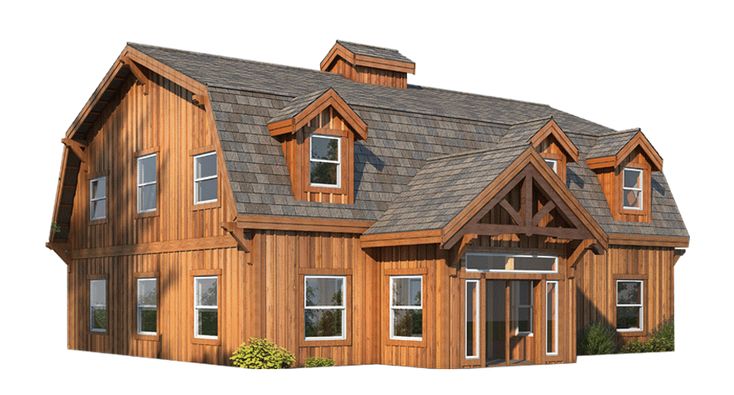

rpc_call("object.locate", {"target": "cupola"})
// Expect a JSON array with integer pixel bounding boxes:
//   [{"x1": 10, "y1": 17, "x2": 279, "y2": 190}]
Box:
[{"x1": 320, "y1": 40, "x2": 415, "y2": 89}]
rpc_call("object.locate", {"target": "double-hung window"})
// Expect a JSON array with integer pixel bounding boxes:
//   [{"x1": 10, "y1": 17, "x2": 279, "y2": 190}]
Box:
[
  {"x1": 389, "y1": 276, "x2": 423, "y2": 340},
  {"x1": 616, "y1": 280, "x2": 644, "y2": 331},
  {"x1": 194, "y1": 276, "x2": 218, "y2": 339},
  {"x1": 89, "y1": 279, "x2": 107, "y2": 332},
  {"x1": 89, "y1": 177, "x2": 107, "y2": 220},
  {"x1": 511, "y1": 280, "x2": 533, "y2": 336},
  {"x1": 304, "y1": 276, "x2": 346, "y2": 340},
  {"x1": 194, "y1": 152, "x2": 217, "y2": 204},
  {"x1": 309, "y1": 135, "x2": 341, "y2": 187},
  {"x1": 137, "y1": 154, "x2": 157, "y2": 213},
  {"x1": 136, "y1": 278, "x2": 157, "y2": 335},
  {"x1": 622, "y1": 168, "x2": 643, "y2": 210}
]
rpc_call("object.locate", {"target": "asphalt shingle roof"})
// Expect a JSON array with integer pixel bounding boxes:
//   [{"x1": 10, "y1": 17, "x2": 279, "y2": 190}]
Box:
[
  {"x1": 336, "y1": 40, "x2": 414, "y2": 64},
  {"x1": 130, "y1": 43, "x2": 688, "y2": 239}
]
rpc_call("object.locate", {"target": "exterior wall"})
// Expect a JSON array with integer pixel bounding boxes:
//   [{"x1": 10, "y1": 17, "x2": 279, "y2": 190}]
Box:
[
  {"x1": 327, "y1": 58, "x2": 408, "y2": 89},
  {"x1": 593, "y1": 148, "x2": 653, "y2": 223},
  {"x1": 575, "y1": 246, "x2": 675, "y2": 345}
]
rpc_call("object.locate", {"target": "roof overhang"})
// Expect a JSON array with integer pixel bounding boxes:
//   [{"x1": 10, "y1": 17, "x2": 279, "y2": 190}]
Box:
[
  {"x1": 320, "y1": 41, "x2": 416, "y2": 74},
  {"x1": 587, "y1": 130, "x2": 663, "y2": 171}
]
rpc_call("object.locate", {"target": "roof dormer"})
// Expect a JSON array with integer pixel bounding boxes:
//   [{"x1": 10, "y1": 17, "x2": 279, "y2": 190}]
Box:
[
  {"x1": 320, "y1": 40, "x2": 415, "y2": 89},
  {"x1": 267, "y1": 88, "x2": 367, "y2": 204},
  {"x1": 503, "y1": 118, "x2": 579, "y2": 183}
]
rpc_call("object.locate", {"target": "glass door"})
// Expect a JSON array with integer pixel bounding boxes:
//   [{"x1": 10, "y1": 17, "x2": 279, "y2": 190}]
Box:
[{"x1": 486, "y1": 280, "x2": 536, "y2": 366}]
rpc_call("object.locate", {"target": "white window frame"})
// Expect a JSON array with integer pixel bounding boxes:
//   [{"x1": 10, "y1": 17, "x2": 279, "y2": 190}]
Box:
[
  {"x1": 465, "y1": 252, "x2": 558, "y2": 274},
  {"x1": 309, "y1": 134, "x2": 341, "y2": 188},
  {"x1": 194, "y1": 276, "x2": 218, "y2": 339},
  {"x1": 546, "y1": 280, "x2": 559, "y2": 356},
  {"x1": 303, "y1": 276, "x2": 347, "y2": 341},
  {"x1": 193, "y1": 152, "x2": 218, "y2": 205},
  {"x1": 544, "y1": 158, "x2": 558, "y2": 174},
  {"x1": 89, "y1": 176, "x2": 107, "y2": 220},
  {"x1": 389, "y1": 276, "x2": 423, "y2": 341},
  {"x1": 465, "y1": 279, "x2": 480, "y2": 359},
  {"x1": 89, "y1": 279, "x2": 107, "y2": 333},
  {"x1": 136, "y1": 278, "x2": 157, "y2": 336},
  {"x1": 616, "y1": 280, "x2": 644, "y2": 332},
  {"x1": 622, "y1": 167, "x2": 644, "y2": 210},
  {"x1": 136, "y1": 153, "x2": 157, "y2": 213},
  {"x1": 512, "y1": 281, "x2": 534, "y2": 336}
]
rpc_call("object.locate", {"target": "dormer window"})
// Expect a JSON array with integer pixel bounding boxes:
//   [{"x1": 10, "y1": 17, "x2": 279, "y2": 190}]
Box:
[
  {"x1": 622, "y1": 168, "x2": 643, "y2": 210},
  {"x1": 310, "y1": 135, "x2": 341, "y2": 188},
  {"x1": 544, "y1": 159, "x2": 558, "y2": 174}
]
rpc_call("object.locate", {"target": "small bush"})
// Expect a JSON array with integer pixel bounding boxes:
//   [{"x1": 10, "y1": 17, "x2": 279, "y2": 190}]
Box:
[
  {"x1": 579, "y1": 322, "x2": 617, "y2": 355},
  {"x1": 619, "y1": 339, "x2": 648, "y2": 353},
  {"x1": 230, "y1": 337, "x2": 295, "y2": 369},
  {"x1": 647, "y1": 321, "x2": 674, "y2": 352},
  {"x1": 304, "y1": 357, "x2": 335, "y2": 368}
]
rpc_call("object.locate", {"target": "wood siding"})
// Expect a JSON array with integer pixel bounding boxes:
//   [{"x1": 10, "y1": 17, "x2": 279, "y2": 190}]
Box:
[
  {"x1": 327, "y1": 58, "x2": 408, "y2": 89},
  {"x1": 593, "y1": 148, "x2": 653, "y2": 223}
]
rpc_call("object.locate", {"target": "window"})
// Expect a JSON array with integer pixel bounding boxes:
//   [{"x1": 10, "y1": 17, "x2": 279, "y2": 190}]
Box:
[
  {"x1": 390, "y1": 276, "x2": 423, "y2": 340},
  {"x1": 304, "y1": 276, "x2": 346, "y2": 340},
  {"x1": 465, "y1": 280, "x2": 479, "y2": 359},
  {"x1": 622, "y1": 168, "x2": 643, "y2": 210},
  {"x1": 194, "y1": 152, "x2": 217, "y2": 204},
  {"x1": 194, "y1": 276, "x2": 218, "y2": 339},
  {"x1": 137, "y1": 154, "x2": 157, "y2": 213},
  {"x1": 310, "y1": 135, "x2": 341, "y2": 187},
  {"x1": 511, "y1": 281, "x2": 533, "y2": 336},
  {"x1": 136, "y1": 278, "x2": 157, "y2": 335},
  {"x1": 465, "y1": 253, "x2": 557, "y2": 273},
  {"x1": 616, "y1": 280, "x2": 644, "y2": 331},
  {"x1": 89, "y1": 279, "x2": 107, "y2": 332},
  {"x1": 89, "y1": 177, "x2": 107, "y2": 220},
  {"x1": 544, "y1": 158, "x2": 558, "y2": 174},
  {"x1": 546, "y1": 281, "x2": 558, "y2": 355}
]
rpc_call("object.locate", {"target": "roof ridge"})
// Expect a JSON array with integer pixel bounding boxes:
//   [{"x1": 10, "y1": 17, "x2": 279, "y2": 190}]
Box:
[
  {"x1": 509, "y1": 116, "x2": 553, "y2": 127},
  {"x1": 426, "y1": 144, "x2": 528, "y2": 162},
  {"x1": 336, "y1": 40, "x2": 402, "y2": 53}
]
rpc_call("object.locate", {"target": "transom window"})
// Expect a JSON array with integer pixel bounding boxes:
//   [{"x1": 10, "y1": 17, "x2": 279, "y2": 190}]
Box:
[
  {"x1": 511, "y1": 281, "x2": 533, "y2": 336},
  {"x1": 136, "y1": 278, "x2": 157, "y2": 335},
  {"x1": 304, "y1": 276, "x2": 346, "y2": 340},
  {"x1": 194, "y1": 276, "x2": 218, "y2": 339},
  {"x1": 89, "y1": 177, "x2": 107, "y2": 220},
  {"x1": 89, "y1": 279, "x2": 107, "y2": 332},
  {"x1": 616, "y1": 280, "x2": 644, "y2": 332},
  {"x1": 137, "y1": 154, "x2": 157, "y2": 213},
  {"x1": 194, "y1": 152, "x2": 217, "y2": 204},
  {"x1": 389, "y1": 276, "x2": 423, "y2": 340},
  {"x1": 310, "y1": 135, "x2": 341, "y2": 187},
  {"x1": 465, "y1": 253, "x2": 557, "y2": 273},
  {"x1": 544, "y1": 158, "x2": 558, "y2": 174},
  {"x1": 622, "y1": 168, "x2": 643, "y2": 210}
]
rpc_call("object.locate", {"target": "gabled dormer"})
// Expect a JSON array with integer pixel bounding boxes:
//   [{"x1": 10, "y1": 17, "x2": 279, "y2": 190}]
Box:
[
  {"x1": 320, "y1": 41, "x2": 415, "y2": 89},
  {"x1": 504, "y1": 118, "x2": 579, "y2": 184},
  {"x1": 267, "y1": 88, "x2": 367, "y2": 204},
  {"x1": 586, "y1": 129, "x2": 663, "y2": 223}
]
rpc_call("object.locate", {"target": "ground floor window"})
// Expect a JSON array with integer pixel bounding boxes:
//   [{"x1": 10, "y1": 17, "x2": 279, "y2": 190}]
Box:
[
  {"x1": 390, "y1": 276, "x2": 423, "y2": 340},
  {"x1": 136, "y1": 278, "x2": 157, "y2": 335},
  {"x1": 616, "y1": 280, "x2": 644, "y2": 331},
  {"x1": 90, "y1": 279, "x2": 107, "y2": 332},
  {"x1": 304, "y1": 276, "x2": 346, "y2": 340},
  {"x1": 194, "y1": 276, "x2": 218, "y2": 339},
  {"x1": 465, "y1": 280, "x2": 480, "y2": 358},
  {"x1": 546, "y1": 281, "x2": 558, "y2": 355}
]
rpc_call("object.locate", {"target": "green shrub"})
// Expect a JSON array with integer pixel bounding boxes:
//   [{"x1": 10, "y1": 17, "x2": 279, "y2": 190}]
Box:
[
  {"x1": 304, "y1": 357, "x2": 335, "y2": 368},
  {"x1": 230, "y1": 337, "x2": 295, "y2": 369},
  {"x1": 647, "y1": 321, "x2": 674, "y2": 352},
  {"x1": 619, "y1": 339, "x2": 648, "y2": 353},
  {"x1": 579, "y1": 322, "x2": 617, "y2": 355}
]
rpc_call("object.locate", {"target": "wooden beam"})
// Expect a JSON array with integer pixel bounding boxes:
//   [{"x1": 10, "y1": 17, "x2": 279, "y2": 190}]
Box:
[
  {"x1": 71, "y1": 236, "x2": 237, "y2": 259},
  {"x1": 221, "y1": 221, "x2": 252, "y2": 254},
  {"x1": 521, "y1": 172, "x2": 533, "y2": 227},
  {"x1": 46, "y1": 242, "x2": 71, "y2": 265},
  {"x1": 532, "y1": 201, "x2": 556, "y2": 226},
  {"x1": 120, "y1": 55, "x2": 149, "y2": 95},
  {"x1": 450, "y1": 233, "x2": 477, "y2": 268},
  {"x1": 499, "y1": 200, "x2": 522, "y2": 226},
  {"x1": 236, "y1": 214, "x2": 373, "y2": 234},
  {"x1": 61, "y1": 138, "x2": 87, "y2": 163},
  {"x1": 608, "y1": 233, "x2": 689, "y2": 248},
  {"x1": 361, "y1": 229, "x2": 442, "y2": 248},
  {"x1": 463, "y1": 223, "x2": 591, "y2": 241},
  {"x1": 673, "y1": 248, "x2": 686, "y2": 265},
  {"x1": 192, "y1": 93, "x2": 209, "y2": 108}
]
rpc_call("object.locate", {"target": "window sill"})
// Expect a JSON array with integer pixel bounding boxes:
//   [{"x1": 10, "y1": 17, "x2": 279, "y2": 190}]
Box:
[
  {"x1": 193, "y1": 200, "x2": 220, "y2": 211},
  {"x1": 89, "y1": 219, "x2": 107, "y2": 226},
  {"x1": 134, "y1": 333, "x2": 161, "y2": 342},
  {"x1": 617, "y1": 329, "x2": 646, "y2": 337},
  {"x1": 386, "y1": 337, "x2": 426, "y2": 348},
  {"x1": 90, "y1": 330, "x2": 108, "y2": 336},
  {"x1": 136, "y1": 210, "x2": 159, "y2": 219},
  {"x1": 300, "y1": 338, "x2": 351, "y2": 347},
  {"x1": 192, "y1": 337, "x2": 221, "y2": 346}
]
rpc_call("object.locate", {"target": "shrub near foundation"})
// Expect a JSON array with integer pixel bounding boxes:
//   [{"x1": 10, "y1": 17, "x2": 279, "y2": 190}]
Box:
[
  {"x1": 304, "y1": 357, "x2": 335, "y2": 367},
  {"x1": 579, "y1": 322, "x2": 617, "y2": 355},
  {"x1": 619, "y1": 321, "x2": 674, "y2": 353},
  {"x1": 230, "y1": 338, "x2": 295, "y2": 369}
]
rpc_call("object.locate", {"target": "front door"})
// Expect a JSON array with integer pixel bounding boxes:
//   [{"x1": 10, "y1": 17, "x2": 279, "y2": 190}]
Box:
[{"x1": 486, "y1": 280, "x2": 536, "y2": 366}]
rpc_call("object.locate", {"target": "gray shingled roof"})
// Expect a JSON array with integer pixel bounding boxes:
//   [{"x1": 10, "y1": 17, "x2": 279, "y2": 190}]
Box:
[
  {"x1": 129, "y1": 43, "x2": 688, "y2": 239},
  {"x1": 268, "y1": 88, "x2": 329, "y2": 124},
  {"x1": 337, "y1": 40, "x2": 414, "y2": 64},
  {"x1": 586, "y1": 129, "x2": 639, "y2": 159}
]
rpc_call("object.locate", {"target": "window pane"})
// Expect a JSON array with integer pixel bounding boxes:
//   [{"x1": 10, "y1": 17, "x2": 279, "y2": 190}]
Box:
[
  {"x1": 466, "y1": 281, "x2": 478, "y2": 357},
  {"x1": 137, "y1": 279, "x2": 157, "y2": 305},
  {"x1": 195, "y1": 153, "x2": 217, "y2": 178},
  {"x1": 617, "y1": 307, "x2": 641, "y2": 329},
  {"x1": 139, "y1": 308, "x2": 157, "y2": 333},
  {"x1": 197, "y1": 310, "x2": 218, "y2": 337},
  {"x1": 392, "y1": 309, "x2": 423, "y2": 338},
  {"x1": 311, "y1": 136, "x2": 338, "y2": 161},
  {"x1": 546, "y1": 282, "x2": 557, "y2": 354},
  {"x1": 466, "y1": 254, "x2": 506, "y2": 271},
  {"x1": 195, "y1": 278, "x2": 217, "y2": 306},
  {"x1": 90, "y1": 280, "x2": 106, "y2": 306},
  {"x1": 305, "y1": 278, "x2": 344, "y2": 307},
  {"x1": 513, "y1": 256, "x2": 556, "y2": 272},
  {"x1": 91, "y1": 307, "x2": 107, "y2": 330},
  {"x1": 515, "y1": 307, "x2": 532, "y2": 333},
  {"x1": 138, "y1": 156, "x2": 156, "y2": 184},
  {"x1": 196, "y1": 178, "x2": 217, "y2": 202},
  {"x1": 92, "y1": 178, "x2": 106, "y2": 199},
  {"x1": 139, "y1": 184, "x2": 157, "y2": 211},
  {"x1": 545, "y1": 159, "x2": 557, "y2": 173},
  {"x1": 624, "y1": 169, "x2": 641, "y2": 189},
  {"x1": 392, "y1": 278, "x2": 422, "y2": 307},
  {"x1": 513, "y1": 281, "x2": 532, "y2": 305},
  {"x1": 304, "y1": 309, "x2": 343, "y2": 338},
  {"x1": 91, "y1": 200, "x2": 106, "y2": 219},
  {"x1": 617, "y1": 282, "x2": 641, "y2": 304},
  {"x1": 310, "y1": 161, "x2": 338, "y2": 185},
  {"x1": 623, "y1": 189, "x2": 641, "y2": 209}
]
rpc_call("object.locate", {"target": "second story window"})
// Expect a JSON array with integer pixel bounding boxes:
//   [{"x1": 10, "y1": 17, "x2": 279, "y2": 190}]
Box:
[
  {"x1": 622, "y1": 168, "x2": 643, "y2": 210},
  {"x1": 194, "y1": 152, "x2": 217, "y2": 204},
  {"x1": 89, "y1": 177, "x2": 107, "y2": 220},
  {"x1": 310, "y1": 135, "x2": 341, "y2": 187},
  {"x1": 137, "y1": 154, "x2": 157, "y2": 213}
]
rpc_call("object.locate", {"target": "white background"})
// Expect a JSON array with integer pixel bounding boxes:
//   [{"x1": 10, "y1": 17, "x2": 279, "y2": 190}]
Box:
[{"x1": 1, "y1": 0, "x2": 731, "y2": 393}]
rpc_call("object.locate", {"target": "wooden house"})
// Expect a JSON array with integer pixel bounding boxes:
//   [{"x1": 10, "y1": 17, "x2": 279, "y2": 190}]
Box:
[{"x1": 47, "y1": 41, "x2": 688, "y2": 368}]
